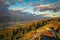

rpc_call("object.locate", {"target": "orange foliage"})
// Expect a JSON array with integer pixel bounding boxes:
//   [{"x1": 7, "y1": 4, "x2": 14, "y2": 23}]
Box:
[{"x1": 42, "y1": 30, "x2": 54, "y2": 37}]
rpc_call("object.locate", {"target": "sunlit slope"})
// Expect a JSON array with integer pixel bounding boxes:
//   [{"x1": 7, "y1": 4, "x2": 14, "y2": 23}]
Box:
[
  {"x1": 0, "y1": 18, "x2": 60, "y2": 40},
  {"x1": 19, "y1": 21, "x2": 60, "y2": 40}
]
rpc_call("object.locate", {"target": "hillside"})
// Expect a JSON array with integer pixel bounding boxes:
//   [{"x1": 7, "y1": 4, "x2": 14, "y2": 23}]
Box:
[{"x1": 0, "y1": 18, "x2": 60, "y2": 40}]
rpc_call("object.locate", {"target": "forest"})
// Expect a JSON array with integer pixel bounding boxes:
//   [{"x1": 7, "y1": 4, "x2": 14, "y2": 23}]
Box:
[{"x1": 0, "y1": 18, "x2": 60, "y2": 40}]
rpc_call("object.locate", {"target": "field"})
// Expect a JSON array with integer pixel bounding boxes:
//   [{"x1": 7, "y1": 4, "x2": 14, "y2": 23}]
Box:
[{"x1": 0, "y1": 18, "x2": 60, "y2": 40}]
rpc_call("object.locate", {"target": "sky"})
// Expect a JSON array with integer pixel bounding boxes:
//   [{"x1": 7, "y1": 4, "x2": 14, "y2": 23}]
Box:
[
  {"x1": 0, "y1": 0, "x2": 60, "y2": 17},
  {"x1": 9, "y1": 0, "x2": 58, "y2": 12}
]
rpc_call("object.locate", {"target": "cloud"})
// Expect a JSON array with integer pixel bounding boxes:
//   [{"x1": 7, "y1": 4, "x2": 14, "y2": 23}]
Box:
[
  {"x1": 12, "y1": 7, "x2": 27, "y2": 12},
  {"x1": 39, "y1": 11, "x2": 60, "y2": 17},
  {"x1": 0, "y1": 0, "x2": 10, "y2": 16},
  {"x1": 29, "y1": 2, "x2": 42, "y2": 6},
  {"x1": 34, "y1": 2, "x2": 60, "y2": 12},
  {"x1": 18, "y1": 0, "x2": 23, "y2": 2},
  {"x1": 9, "y1": 0, "x2": 16, "y2": 5},
  {"x1": 0, "y1": 0, "x2": 5, "y2": 3},
  {"x1": 29, "y1": 2, "x2": 34, "y2": 6},
  {"x1": 40, "y1": 14, "x2": 49, "y2": 16},
  {"x1": 44, "y1": 14, "x2": 60, "y2": 17}
]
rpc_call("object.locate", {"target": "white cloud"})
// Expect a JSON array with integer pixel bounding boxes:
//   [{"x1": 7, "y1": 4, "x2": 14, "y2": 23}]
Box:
[
  {"x1": 40, "y1": 11, "x2": 60, "y2": 17},
  {"x1": 33, "y1": 1, "x2": 60, "y2": 12}
]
